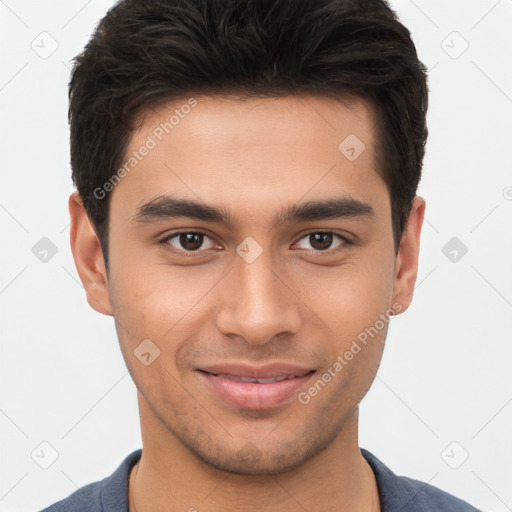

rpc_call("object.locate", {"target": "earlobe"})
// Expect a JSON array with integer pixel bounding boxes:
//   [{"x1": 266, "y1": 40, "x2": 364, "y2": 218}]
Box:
[
  {"x1": 392, "y1": 196, "x2": 426, "y2": 314},
  {"x1": 69, "y1": 191, "x2": 113, "y2": 316}
]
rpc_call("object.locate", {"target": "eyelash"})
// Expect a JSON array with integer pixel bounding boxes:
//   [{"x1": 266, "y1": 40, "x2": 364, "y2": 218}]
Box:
[{"x1": 159, "y1": 230, "x2": 352, "y2": 257}]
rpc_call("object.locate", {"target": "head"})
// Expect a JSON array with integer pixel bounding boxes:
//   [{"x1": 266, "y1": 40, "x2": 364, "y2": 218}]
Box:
[{"x1": 69, "y1": 0, "x2": 428, "y2": 475}]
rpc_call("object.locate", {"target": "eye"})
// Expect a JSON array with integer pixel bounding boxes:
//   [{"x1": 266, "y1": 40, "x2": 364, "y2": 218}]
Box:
[
  {"x1": 161, "y1": 230, "x2": 351, "y2": 256},
  {"x1": 163, "y1": 232, "x2": 217, "y2": 253},
  {"x1": 295, "y1": 232, "x2": 349, "y2": 252}
]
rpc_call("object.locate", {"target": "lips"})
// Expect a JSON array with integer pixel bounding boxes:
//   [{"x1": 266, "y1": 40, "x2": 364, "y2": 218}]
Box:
[
  {"x1": 210, "y1": 373, "x2": 294, "y2": 384},
  {"x1": 198, "y1": 363, "x2": 314, "y2": 380},
  {"x1": 196, "y1": 363, "x2": 316, "y2": 409}
]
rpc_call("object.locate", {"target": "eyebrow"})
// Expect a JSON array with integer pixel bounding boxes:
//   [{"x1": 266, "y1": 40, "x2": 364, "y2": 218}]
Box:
[{"x1": 133, "y1": 194, "x2": 374, "y2": 228}]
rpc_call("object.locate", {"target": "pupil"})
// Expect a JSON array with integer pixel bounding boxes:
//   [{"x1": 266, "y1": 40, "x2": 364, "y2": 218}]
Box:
[
  {"x1": 177, "y1": 233, "x2": 333, "y2": 252},
  {"x1": 311, "y1": 232, "x2": 332, "y2": 250},
  {"x1": 180, "y1": 233, "x2": 203, "y2": 250}
]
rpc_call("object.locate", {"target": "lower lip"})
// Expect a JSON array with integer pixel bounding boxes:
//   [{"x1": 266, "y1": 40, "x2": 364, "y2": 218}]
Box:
[{"x1": 197, "y1": 371, "x2": 315, "y2": 410}]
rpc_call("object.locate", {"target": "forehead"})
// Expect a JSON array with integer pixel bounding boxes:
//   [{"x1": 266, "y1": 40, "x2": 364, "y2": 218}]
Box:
[
  {"x1": 112, "y1": 94, "x2": 387, "y2": 221},
  {"x1": 134, "y1": 93, "x2": 377, "y2": 157}
]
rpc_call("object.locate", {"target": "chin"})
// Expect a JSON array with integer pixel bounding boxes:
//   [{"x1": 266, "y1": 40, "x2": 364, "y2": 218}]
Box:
[{"x1": 188, "y1": 436, "x2": 326, "y2": 476}]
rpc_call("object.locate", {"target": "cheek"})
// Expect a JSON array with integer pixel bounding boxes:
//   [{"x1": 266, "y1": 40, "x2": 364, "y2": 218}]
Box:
[
  {"x1": 302, "y1": 256, "x2": 395, "y2": 338},
  {"x1": 108, "y1": 258, "x2": 223, "y2": 348}
]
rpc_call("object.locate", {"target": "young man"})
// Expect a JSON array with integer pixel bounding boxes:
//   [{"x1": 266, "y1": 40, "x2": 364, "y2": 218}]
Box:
[{"x1": 39, "y1": 0, "x2": 480, "y2": 510}]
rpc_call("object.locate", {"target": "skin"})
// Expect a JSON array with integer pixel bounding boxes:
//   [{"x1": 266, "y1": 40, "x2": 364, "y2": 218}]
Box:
[{"x1": 69, "y1": 94, "x2": 425, "y2": 511}]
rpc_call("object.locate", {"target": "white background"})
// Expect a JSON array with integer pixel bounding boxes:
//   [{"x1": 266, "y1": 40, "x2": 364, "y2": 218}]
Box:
[{"x1": 1, "y1": 1, "x2": 511, "y2": 511}]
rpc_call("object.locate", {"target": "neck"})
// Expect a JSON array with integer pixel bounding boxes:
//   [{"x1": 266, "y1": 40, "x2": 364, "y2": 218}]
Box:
[{"x1": 129, "y1": 394, "x2": 380, "y2": 512}]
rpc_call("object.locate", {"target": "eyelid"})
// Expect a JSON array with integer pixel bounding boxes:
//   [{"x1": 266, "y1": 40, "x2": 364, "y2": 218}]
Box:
[
  {"x1": 160, "y1": 229, "x2": 352, "y2": 256},
  {"x1": 293, "y1": 231, "x2": 351, "y2": 253},
  {"x1": 160, "y1": 230, "x2": 218, "y2": 254}
]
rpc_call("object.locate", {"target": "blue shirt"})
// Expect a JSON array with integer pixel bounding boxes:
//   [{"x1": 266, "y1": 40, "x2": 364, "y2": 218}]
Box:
[{"x1": 37, "y1": 448, "x2": 481, "y2": 511}]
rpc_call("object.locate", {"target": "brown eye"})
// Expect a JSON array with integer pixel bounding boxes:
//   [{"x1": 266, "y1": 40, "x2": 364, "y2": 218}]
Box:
[
  {"x1": 296, "y1": 232, "x2": 347, "y2": 252},
  {"x1": 180, "y1": 233, "x2": 203, "y2": 250},
  {"x1": 165, "y1": 232, "x2": 216, "y2": 252},
  {"x1": 310, "y1": 233, "x2": 332, "y2": 250}
]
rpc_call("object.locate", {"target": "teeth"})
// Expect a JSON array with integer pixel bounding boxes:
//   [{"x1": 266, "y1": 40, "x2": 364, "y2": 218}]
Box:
[
  {"x1": 213, "y1": 373, "x2": 295, "y2": 383},
  {"x1": 256, "y1": 376, "x2": 288, "y2": 383},
  {"x1": 239, "y1": 376, "x2": 260, "y2": 383}
]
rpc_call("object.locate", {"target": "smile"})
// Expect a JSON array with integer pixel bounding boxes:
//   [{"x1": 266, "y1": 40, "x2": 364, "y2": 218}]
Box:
[{"x1": 196, "y1": 366, "x2": 316, "y2": 409}]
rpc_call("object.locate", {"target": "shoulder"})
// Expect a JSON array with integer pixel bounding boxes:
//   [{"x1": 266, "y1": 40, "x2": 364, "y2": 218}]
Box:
[
  {"x1": 361, "y1": 448, "x2": 482, "y2": 512},
  {"x1": 36, "y1": 449, "x2": 142, "y2": 512},
  {"x1": 391, "y1": 474, "x2": 482, "y2": 511},
  {"x1": 37, "y1": 481, "x2": 103, "y2": 512}
]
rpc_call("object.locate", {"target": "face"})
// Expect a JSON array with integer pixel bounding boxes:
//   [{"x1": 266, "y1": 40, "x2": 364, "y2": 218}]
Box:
[{"x1": 71, "y1": 94, "x2": 424, "y2": 475}]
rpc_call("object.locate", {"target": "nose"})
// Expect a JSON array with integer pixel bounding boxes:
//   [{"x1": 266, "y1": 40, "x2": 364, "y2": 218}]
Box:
[{"x1": 214, "y1": 247, "x2": 302, "y2": 345}]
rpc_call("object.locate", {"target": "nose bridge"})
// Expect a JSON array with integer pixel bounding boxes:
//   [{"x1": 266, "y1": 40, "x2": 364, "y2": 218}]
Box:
[{"x1": 215, "y1": 242, "x2": 301, "y2": 344}]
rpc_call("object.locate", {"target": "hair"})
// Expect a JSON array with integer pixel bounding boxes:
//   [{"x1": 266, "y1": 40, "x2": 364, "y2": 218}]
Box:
[{"x1": 68, "y1": 0, "x2": 428, "y2": 270}]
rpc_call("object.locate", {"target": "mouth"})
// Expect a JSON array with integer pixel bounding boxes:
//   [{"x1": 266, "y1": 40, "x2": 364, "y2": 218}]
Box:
[
  {"x1": 203, "y1": 372, "x2": 310, "y2": 384},
  {"x1": 195, "y1": 365, "x2": 316, "y2": 410}
]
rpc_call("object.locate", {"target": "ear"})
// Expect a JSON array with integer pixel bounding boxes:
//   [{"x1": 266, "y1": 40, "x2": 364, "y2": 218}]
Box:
[
  {"x1": 392, "y1": 196, "x2": 426, "y2": 314},
  {"x1": 69, "y1": 191, "x2": 113, "y2": 316}
]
